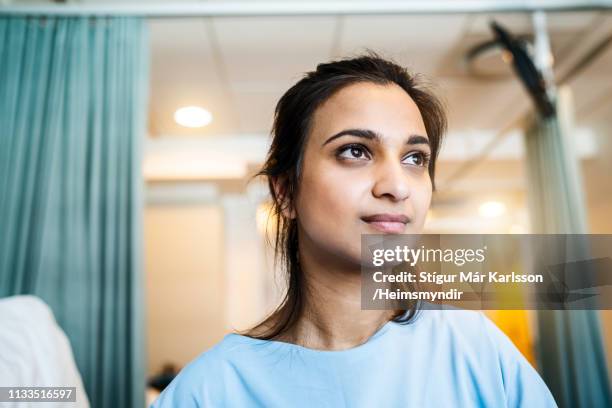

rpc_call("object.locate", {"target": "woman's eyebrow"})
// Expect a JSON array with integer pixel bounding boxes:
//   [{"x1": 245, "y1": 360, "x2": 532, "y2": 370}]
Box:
[{"x1": 322, "y1": 128, "x2": 429, "y2": 147}]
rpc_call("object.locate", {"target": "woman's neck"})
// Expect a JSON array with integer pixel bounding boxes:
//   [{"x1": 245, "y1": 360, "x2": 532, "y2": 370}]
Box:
[{"x1": 278, "y1": 235, "x2": 395, "y2": 351}]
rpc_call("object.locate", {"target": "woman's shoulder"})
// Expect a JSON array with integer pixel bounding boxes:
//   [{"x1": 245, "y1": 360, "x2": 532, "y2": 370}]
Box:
[
  {"x1": 176, "y1": 333, "x2": 254, "y2": 375},
  {"x1": 402, "y1": 307, "x2": 556, "y2": 406},
  {"x1": 418, "y1": 308, "x2": 520, "y2": 355},
  {"x1": 401, "y1": 307, "x2": 527, "y2": 364},
  {"x1": 150, "y1": 334, "x2": 247, "y2": 407}
]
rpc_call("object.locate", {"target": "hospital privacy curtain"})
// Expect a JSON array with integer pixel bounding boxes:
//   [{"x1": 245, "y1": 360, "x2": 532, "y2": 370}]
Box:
[
  {"x1": 524, "y1": 86, "x2": 612, "y2": 407},
  {"x1": 0, "y1": 16, "x2": 148, "y2": 408}
]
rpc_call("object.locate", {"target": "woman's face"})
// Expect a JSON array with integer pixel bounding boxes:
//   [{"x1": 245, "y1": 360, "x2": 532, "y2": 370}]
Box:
[{"x1": 291, "y1": 82, "x2": 433, "y2": 267}]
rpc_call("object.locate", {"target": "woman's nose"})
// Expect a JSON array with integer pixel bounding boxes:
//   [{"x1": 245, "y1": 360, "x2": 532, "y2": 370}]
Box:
[{"x1": 371, "y1": 158, "x2": 411, "y2": 202}]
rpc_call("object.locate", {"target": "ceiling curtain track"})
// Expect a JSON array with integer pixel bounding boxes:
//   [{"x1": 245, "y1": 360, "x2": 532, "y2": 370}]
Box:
[
  {"x1": 0, "y1": 15, "x2": 149, "y2": 408},
  {"x1": 1, "y1": 0, "x2": 612, "y2": 17}
]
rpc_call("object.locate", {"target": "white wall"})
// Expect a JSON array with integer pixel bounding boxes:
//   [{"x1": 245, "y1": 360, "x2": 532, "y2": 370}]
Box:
[{"x1": 145, "y1": 203, "x2": 225, "y2": 376}]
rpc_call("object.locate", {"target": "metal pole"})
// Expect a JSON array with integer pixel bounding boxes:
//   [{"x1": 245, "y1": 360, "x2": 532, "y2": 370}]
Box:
[
  {"x1": 532, "y1": 11, "x2": 557, "y2": 101},
  {"x1": 1, "y1": 0, "x2": 611, "y2": 17}
]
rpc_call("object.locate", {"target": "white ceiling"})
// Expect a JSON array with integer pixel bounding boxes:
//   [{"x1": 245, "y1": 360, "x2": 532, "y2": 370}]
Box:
[{"x1": 147, "y1": 10, "x2": 610, "y2": 137}]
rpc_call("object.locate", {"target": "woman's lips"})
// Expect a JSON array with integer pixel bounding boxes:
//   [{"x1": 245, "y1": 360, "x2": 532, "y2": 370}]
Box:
[
  {"x1": 364, "y1": 221, "x2": 407, "y2": 234},
  {"x1": 361, "y1": 213, "x2": 409, "y2": 234}
]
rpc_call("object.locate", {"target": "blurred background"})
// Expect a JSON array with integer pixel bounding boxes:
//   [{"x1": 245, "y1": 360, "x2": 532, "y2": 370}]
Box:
[{"x1": 1, "y1": 1, "x2": 612, "y2": 407}]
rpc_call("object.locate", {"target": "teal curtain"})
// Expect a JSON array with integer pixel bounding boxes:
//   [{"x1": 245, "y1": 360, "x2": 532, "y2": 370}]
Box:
[
  {"x1": 524, "y1": 87, "x2": 612, "y2": 407},
  {"x1": 0, "y1": 16, "x2": 148, "y2": 408}
]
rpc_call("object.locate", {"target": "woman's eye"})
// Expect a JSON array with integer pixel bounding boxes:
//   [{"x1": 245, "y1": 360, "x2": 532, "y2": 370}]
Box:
[
  {"x1": 403, "y1": 152, "x2": 430, "y2": 167},
  {"x1": 337, "y1": 144, "x2": 370, "y2": 160}
]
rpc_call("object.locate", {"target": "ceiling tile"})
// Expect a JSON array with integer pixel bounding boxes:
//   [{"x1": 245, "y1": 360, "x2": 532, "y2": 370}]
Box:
[
  {"x1": 338, "y1": 14, "x2": 468, "y2": 74},
  {"x1": 212, "y1": 16, "x2": 337, "y2": 82}
]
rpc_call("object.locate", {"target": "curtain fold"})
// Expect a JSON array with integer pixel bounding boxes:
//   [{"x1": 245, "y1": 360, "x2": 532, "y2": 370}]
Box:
[
  {"x1": 524, "y1": 86, "x2": 612, "y2": 407},
  {"x1": 0, "y1": 16, "x2": 148, "y2": 408}
]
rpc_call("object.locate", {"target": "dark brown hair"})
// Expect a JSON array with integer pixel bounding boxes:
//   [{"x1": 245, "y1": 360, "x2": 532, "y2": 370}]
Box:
[{"x1": 246, "y1": 52, "x2": 447, "y2": 340}]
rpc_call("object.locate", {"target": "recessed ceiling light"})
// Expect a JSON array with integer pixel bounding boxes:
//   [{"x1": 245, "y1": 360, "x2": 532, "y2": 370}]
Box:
[
  {"x1": 174, "y1": 106, "x2": 213, "y2": 128},
  {"x1": 478, "y1": 201, "x2": 506, "y2": 218}
]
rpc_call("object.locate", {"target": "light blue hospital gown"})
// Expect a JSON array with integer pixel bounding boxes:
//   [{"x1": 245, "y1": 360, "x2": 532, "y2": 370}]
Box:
[{"x1": 152, "y1": 309, "x2": 557, "y2": 407}]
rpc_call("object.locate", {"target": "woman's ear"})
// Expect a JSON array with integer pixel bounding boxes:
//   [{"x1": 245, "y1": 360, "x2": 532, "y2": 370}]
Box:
[{"x1": 271, "y1": 175, "x2": 296, "y2": 220}]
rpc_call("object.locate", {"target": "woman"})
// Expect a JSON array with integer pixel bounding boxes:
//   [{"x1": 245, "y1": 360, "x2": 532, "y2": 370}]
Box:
[{"x1": 152, "y1": 54, "x2": 557, "y2": 407}]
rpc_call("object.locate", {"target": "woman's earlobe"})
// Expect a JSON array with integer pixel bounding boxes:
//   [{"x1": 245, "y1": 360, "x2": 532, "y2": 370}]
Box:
[{"x1": 272, "y1": 176, "x2": 297, "y2": 220}]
